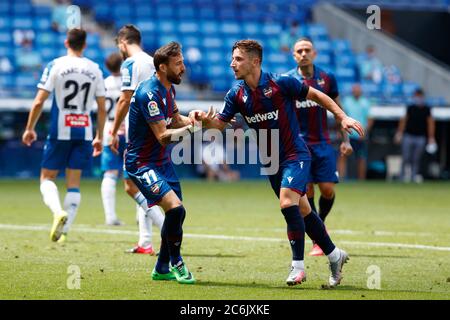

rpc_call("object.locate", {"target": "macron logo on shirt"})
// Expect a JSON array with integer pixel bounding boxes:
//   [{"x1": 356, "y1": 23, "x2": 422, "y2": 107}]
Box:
[{"x1": 245, "y1": 110, "x2": 279, "y2": 124}]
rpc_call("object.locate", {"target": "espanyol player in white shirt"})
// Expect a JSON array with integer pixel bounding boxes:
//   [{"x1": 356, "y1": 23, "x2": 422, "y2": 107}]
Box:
[
  {"x1": 22, "y1": 29, "x2": 106, "y2": 243},
  {"x1": 109, "y1": 25, "x2": 165, "y2": 254},
  {"x1": 100, "y1": 52, "x2": 126, "y2": 226}
]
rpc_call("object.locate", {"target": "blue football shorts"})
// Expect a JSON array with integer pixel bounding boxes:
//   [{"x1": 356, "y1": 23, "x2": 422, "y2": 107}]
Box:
[
  {"x1": 269, "y1": 159, "x2": 311, "y2": 198},
  {"x1": 308, "y1": 143, "x2": 339, "y2": 183},
  {"x1": 101, "y1": 135, "x2": 126, "y2": 172},
  {"x1": 41, "y1": 139, "x2": 92, "y2": 170},
  {"x1": 127, "y1": 162, "x2": 182, "y2": 207}
]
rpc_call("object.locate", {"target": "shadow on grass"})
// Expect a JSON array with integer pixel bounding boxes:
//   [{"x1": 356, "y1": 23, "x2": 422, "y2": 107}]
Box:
[
  {"x1": 349, "y1": 254, "x2": 414, "y2": 259},
  {"x1": 183, "y1": 253, "x2": 246, "y2": 259}
]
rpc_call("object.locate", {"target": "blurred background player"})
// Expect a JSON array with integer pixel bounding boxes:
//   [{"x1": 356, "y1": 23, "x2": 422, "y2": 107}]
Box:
[
  {"x1": 192, "y1": 40, "x2": 363, "y2": 287},
  {"x1": 338, "y1": 83, "x2": 373, "y2": 180},
  {"x1": 126, "y1": 42, "x2": 197, "y2": 284},
  {"x1": 109, "y1": 25, "x2": 165, "y2": 254},
  {"x1": 395, "y1": 88, "x2": 436, "y2": 183},
  {"x1": 21, "y1": 28, "x2": 106, "y2": 243},
  {"x1": 100, "y1": 52, "x2": 125, "y2": 226},
  {"x1": 287, "y1": 37, "x2": 353, "y2": 256},
  {"x1": 198, "y1": 136, "x2": 240, "y2": 182}
]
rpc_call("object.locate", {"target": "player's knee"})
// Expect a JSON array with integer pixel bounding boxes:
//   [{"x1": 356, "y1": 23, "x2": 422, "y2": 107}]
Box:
[
  {"x1": 280, "y1": 198, "x2": 296, "y2": 209},
  {"x1": 104, "y1": 170, "x2": 118, "y2": 179},
  {"x1": 320, "y1": 188, "x2": 335, "y2": 199}
]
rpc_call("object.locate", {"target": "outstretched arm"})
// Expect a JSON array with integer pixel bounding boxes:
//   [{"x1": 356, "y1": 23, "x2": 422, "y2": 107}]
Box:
[
  {"x1": 189, "y1": 107, "x2": 228, "y2": 131},
  {"x1": 22, "y1": 89, "x2": 50, "y2": 146},
  {"x1": 307, "y1": 87, "x2": 364, "y2": 137},
  {"x1": 150, "y1": 119, "x2": 200, "y2": 146}
]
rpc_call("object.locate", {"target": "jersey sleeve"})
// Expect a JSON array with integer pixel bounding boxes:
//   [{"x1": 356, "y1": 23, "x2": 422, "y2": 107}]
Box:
[
  {"x1": 120, "y1": 59, "x2": 137, "y2": 91},
  {"x1": 217, "y1": 89, "x2": 239, "y2": 123},
  {"x1": 37, "y1": 60, "x2": 56, "y2": 92},
  {"x1": 138, "y1": 89, "x2": 165, "y2": 123},
  {"x1": 277, "y1": 75, "x2": 310, "y2": 101},
  {"x1": 328, "y1": 72, "x2": 339, "y2": 99}
]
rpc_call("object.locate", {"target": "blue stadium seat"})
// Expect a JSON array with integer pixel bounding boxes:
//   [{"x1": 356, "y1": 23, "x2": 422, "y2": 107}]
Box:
[
  {"x1": 156, "y1": 5, "x2": 174, "y2": 19},
  {"x1": 134, "y1": 6, "x2": 152, "y2": 19},
  {"x1": 402, "y1": 81, "x2": 419, "y2": 97},
  {"x1": 198, "y1": 6, "x2": 216, "y2": 20},
  {"x1": 335, "y1": 67, "x2": 357, "y2": 82},
  {"x1": 175, "y1": 6, "x2": 196, "y2": 20},
  {"x1": 202, "y1": 37, "x2": 222, "y2": 49},
  {"x1": 315, "y1": 53, "x2": 332, "y2": 66},
  {"x1": 266, "y1": 53, "x2": 289, "y2": 65},
  {"x1": 0, "y1": 75, "x2": 15, "y2": 89},
  {"x1": 181, "y1": 35, "x2": 201, "y2": 47},
  {"x1": 361, "y1": 80, "x2": 381, "y2": 97},
  {"x1": 261, "y1": 23, "x2": 283, "y2": 36},
  {"x1": 12, "y1": 17, "x2": 34, "y2": 29},
  {"x1": 332, "y1": 39, "x2": 352, "y2": 53},
  {"x1": 40, "y1": 47, "x2": 58, "y2": 62},
  {"x1": 36, "y1": 32, "x2": 57, "y2": 47},
  {"x1": 15, "y1": 72, "x2": 38, "y2": 89},
  {"x1": 178, "y1": 21, "x2": 200, "y2": 34},
  {"x1": 200, "y1": 21, "x2": 220, "y2": 34},
  {"x1": 242, "y1": 22, "x2": 263, "y2": 37},
  {"x1": 221, "y1": 22, "x2": 241, "y2": 35},
  {"x1": 334, "y1": 53, "x2": 356, "y2": 68},
  {"x1": 306, "y1": 24, "x2": 328, "y2": 38},
  {"x1": 0, "y1": 32, "x2": 13, "y2": 45},
  {"x1": 93, "y1": 4, "x2": 112, "y2": 23},
  {"x1": 382, "y1": 83, "x2": 403, "y2": 97},
  {"x1": 135, "y1": 21, "x2": 157, "y2": 39},
  {"x1": 0, "y1": 17, "x2": 11, "y2": 30},
  {"x1": 33, "y1": 18, "x2": 52, "y2": 31},
  {"x1": 158, "y1": 21, "x2": 176, "y2": 34},
  {"x1": 0, "y1": 2, "x2": 10, "y2": 15},
  {"x1": 313, "y1": 40, "x2": 331, "y2": 52},
  {"x1": 33, "y1": 5, "x2": 52, "y2": 17},
  {"x1": 13, "y1": 2, "x2": 32, "y2": 15}
]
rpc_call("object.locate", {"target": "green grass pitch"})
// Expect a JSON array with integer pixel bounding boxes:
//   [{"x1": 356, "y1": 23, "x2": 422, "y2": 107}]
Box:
[{"x1": 0, "y1": 179, "x2": 449, "y2": 300}]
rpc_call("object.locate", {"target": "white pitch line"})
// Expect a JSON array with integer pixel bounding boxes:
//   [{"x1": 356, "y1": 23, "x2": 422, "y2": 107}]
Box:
[{"x1": 0, "y1": 223, "x2": 449, "y2": 252}]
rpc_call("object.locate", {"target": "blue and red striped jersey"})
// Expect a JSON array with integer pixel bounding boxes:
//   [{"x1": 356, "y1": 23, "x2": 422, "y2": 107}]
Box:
[
  {"x1": 126, "y1": 75, "x2": 177, "y2": 171},
  {"x1": 286, "y1": 65, "x2": 339, "y2": 145},
  {"x1": 218, "y1": 71, "x2": 311, "y2": 164}
]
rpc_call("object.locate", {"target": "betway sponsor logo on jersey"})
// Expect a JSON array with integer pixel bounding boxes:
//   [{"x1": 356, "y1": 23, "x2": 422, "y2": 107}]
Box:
[
  {"x1": 295, "y1": 100, "x2": 321, "y2": 109},
  {"x1": 244, "y1": 110, "x2": 278, "y2": 124},
  {"x1": 65, "y1": 114, "x2": 89, "y2": 127}
]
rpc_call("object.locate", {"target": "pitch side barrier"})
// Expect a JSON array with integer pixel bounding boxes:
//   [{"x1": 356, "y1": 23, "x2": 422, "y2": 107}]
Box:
[{"x1": 1, "y1": 99, "x2": 450, "y2": 120}]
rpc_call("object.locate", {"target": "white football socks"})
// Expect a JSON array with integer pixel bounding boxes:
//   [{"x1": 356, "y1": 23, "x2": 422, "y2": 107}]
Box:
[
  {"x1": 147, "y1": 206, "x2": 164, "y2": 229},
  {"x1": 40, "y1": 180, "x2": 63, "y2": 216},
  {"x1": 133, "y1": 191, "x2": 166, "y2": 247},
  {"x1": 101, "y1": 172, "x2": 118, "y2": 224},
  {"x1": 134, "y1": 192, "x2": 152, "y2": 247},
  {"x1": 327, "y1": 247, "x2": 341, "y2": 263},
  {"x1": 292, "y1": 260, "x2": 305, "y2": 270},
  {"x1": 62, "y1": 189, "x2": 81, "y2": 234}
]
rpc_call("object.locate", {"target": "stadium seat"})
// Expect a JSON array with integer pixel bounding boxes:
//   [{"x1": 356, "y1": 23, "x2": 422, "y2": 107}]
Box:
[
  {"x1": 178, "y1": 21, "x2": 200, "y2": 34},
  {"x1": 12, "y1": 17, "x2": 34, "y2": 29},
  {"x1": 33, "y1": 18, "x2": 52, "y2": 31}
]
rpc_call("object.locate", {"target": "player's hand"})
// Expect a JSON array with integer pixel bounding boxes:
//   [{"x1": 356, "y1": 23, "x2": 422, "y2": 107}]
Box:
[
  {"x1": 394, "y1": 132, "x2": 402, "y2": 144},
  {"x1": 92, "y1": 137, "x2": 103, "y2": 157},
  {"x1": 188, "y1": 110, "x2": 205, "y2": 122},
  {"x1": 341, "y1": 116, "x2": 364, "y2": 137},
  {"x1": 202, "y1": 106, "x2": 217, "y2": 124},
  {"x1": 109, "y1": 133, "x2": 119, "y2": 155},
  {"x1": 340, "y1": 141, "x2": 353, "y2": 156},
  {"x1": 22, "y1": 129, "x2": 37, "y2": 147}
]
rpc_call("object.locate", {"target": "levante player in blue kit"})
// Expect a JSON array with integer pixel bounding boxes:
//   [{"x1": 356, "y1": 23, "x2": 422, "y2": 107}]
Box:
[
  {"x1": 286, "y1": 37, "x2": 353, "y2": 256},
  {"x1": 192, "y1": 40, "x2": 364, "y2": 287},
  {"x1": 123, "y1": 42, "x2": 198, "y2": 284}
]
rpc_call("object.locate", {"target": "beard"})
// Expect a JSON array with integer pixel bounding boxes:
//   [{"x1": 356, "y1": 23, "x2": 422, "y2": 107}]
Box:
[{"x1": 167, "y1": 71, "x2": 182, "y2": 84}]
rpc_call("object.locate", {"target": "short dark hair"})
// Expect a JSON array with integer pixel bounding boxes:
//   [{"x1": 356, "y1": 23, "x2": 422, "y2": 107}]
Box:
[
  {"x1": 414, "y1": 88, "x2": 424, "y2": 96},
  {"x1": 105, "y1": 52, "x2": 122, "y2": 74},
  {"x1": 294, "y1": 37, "x2": 314, "y2": 46},
  {"x1": 67, "y1": 28, "x2": 86, "y2": 51},
  {"x1": 116, "y1": 24, "x2": 141, "y2": 45},
  {"x1": 153, "y1": 41, "x2": 182, "y2": 71},
  {"x1": 232, "y1": 40, "x2": 263, "y2": 64}
]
